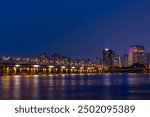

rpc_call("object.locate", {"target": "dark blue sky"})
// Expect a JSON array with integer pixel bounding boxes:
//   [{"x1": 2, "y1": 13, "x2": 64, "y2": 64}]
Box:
[{"x1": 0, "y1": 0, "x2": 150, "y2": 59}]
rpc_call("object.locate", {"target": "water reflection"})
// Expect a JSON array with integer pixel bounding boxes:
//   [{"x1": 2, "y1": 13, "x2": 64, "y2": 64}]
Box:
[
  {"x1": 1, "y1": 76, "x2": 10, "y2": 99},
  {"x1": 13, "y1": 76, "x2": 21, "y2": 99},
  {"x1": 0, "y1": 73, "x2": 150, "y2": 100}
]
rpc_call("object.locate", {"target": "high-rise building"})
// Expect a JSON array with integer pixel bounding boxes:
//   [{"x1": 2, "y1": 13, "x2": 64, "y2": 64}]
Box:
[
  {"x1": 112, "y1": 55, "x2": 122, "y2": 67},
  {"x1": 144, "y1": 53, "x2": 150, "y2": 67},
  {"x1": 128, "y1": 45, "x2": 144, "y2": 66},
  {"x1": 96, "y1": 57, "x2": 102, "y2": 65},
  {"x1": 122, "y1": 54, "x2": 128, "y2": 67},
  {"x1": 103, "y1": 48, "x2": 115, "y2": 67}
]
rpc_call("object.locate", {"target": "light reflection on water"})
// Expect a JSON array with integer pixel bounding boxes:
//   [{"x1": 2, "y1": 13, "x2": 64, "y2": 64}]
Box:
[{"x1": 0, "y1": 73, "x2": 150, "y2": 100}]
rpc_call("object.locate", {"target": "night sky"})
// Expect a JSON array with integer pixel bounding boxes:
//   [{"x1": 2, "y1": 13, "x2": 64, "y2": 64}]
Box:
[{"x1": 0, "y1": 0, "x2": 150, "y2": 59}]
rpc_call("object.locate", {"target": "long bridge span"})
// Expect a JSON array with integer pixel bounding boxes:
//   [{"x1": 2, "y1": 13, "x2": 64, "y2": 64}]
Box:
[
  {"x1": 1, "y1": 63, "x2": 150, "y2": 76},
  {"x1": 0, "y1": 63, "x2": 103, "y2": 75}
]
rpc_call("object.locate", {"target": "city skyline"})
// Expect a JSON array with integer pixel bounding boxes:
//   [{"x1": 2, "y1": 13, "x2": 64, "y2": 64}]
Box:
[
  {"x1": 1, "y1": 0, "x2": 150, "y2": 59},
  {"x1": 1, "y1": 44, "x2": 150, "y2": 68},
  {"x1": 0, "y1": 44, "x2": 149, "y2": 78},
  {"x1": 0, "y1": 44, "x2": 150, "y2": 57}
]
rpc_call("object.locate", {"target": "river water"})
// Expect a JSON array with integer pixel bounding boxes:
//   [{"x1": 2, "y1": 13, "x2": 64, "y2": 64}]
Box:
[{"x1": 0, "y1": 73, "x2": 150, "y2": 100}]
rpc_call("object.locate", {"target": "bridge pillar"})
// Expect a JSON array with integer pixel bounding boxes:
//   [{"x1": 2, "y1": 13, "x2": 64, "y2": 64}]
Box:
[
  {"x1": 74, "y1": 69, "x2": 77, "y2": 73},
  {"x1": 80, "y1": 69, "x2": 82, "y2": 73},
  {"x1": 79, "y1": 69, "x2": 81, "y2": 73},
  {"x1": 61, "y1": 68, "x2": 64, "y2": 74},
  {"x1": 32, "y1": 68, "x2": 36, "y2": 75},
  {"x1": 70, "y1": 69, "x2": 73, "y2": 74},
  {"x1": 6, "y1": 67, "x2": 10, "y2": 75},
  {"x1": 26, "y1": 67, "x2": 30, "y2": 75},
  {"x1": 42, "y1": 68, "x2": 46, "y2": 74},
  {"x1": 35, "y1": 68, "x2": 39, "y2": 74},
  {"x1": 13, "y1": 67, "x2": 17, "y2": 75},
  {"x1": 48, "y1": 68, "x2": 52, "y2": 74},
  {"x1": 66, "y1": 69, "x2": 68, "y2": 74},
  {"x1": 19, "y1": 68, "x2": 23, "y2": 75},
  {"x1": 45, "y1": 68, "x2": 48, "y2": 74},
  {"x1": 55, "y1": 68, "x2": 58, "y2": 74},
  {"x1": 30, "y1": 68, "x2": 33, "y2": 75}
]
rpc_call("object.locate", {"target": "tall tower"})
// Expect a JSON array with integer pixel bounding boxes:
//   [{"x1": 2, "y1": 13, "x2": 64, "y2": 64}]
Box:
[
  {"x1": 122, "y1": 54, "x2": 128, "y2": 67},
  {"x1": 128, "y1": 45, "x2": 144, "y2": 66},
  {"x1": 103, "y1": 48, "x2": 115, "y2": 67},
  {"x1": 144, "y1": 53, "x2": 150, "y2": 67},
  {"x1": 112, "y1": 55, "x2": 122, "y2": 67}
]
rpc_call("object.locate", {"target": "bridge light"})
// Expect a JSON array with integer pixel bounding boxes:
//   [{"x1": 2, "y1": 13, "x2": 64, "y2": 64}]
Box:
[
  {"x1": 80, "y1": 67, "x2": 83, "y2": 69},
  {"x1": 33, "y1": 65, "x2": 39, "y2": 68},
  {"x1": 49, "y1": 65, "x2": 54, "y2": 68},
  {"x1": 72, "y1": 67, "x2": 75, "y2": 69},
  {"x1": 61, "y1": 66, "x2": 66, "y2": 69},
  {"x1": 15, "y1": 65, "x2": 20, "y2": 67}
]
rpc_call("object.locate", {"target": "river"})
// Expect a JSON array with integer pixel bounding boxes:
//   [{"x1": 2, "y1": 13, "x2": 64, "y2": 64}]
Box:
[{"x1": 0, "y1": 73, "x2": 150, "y2": 100}]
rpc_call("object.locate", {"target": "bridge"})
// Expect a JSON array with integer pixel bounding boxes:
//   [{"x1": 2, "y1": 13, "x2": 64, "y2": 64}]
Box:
[
  {"x1": 1, "y1": 63, "x2": 149, "y2": 76},
  {"x1": 0, "y1": 63, "x2": 103, "y2": 76}
]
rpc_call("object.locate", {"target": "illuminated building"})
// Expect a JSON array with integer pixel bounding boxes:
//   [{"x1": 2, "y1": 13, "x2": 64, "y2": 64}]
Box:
[
  {"x1": 38, "y1": 53, "x2": 50, "y2": 65},
  {"x1": 144, "y1": 53, "x2": 150, "y2": 67},
  {"x1": 128, "y1": 45, "x2": 144, "y2": 66},
  {"x1": 96, "y1": 57, "x2": 102, "y2": 66},
  {"x1": 112, "y1": 55, "x2": 122, "y2": 67},
  {"x1": 103, "y1": 48, "x2": 115, "y2": 67},
  {"x1": 122, "y1": 54, "x2": 128, "y2": 67}
]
